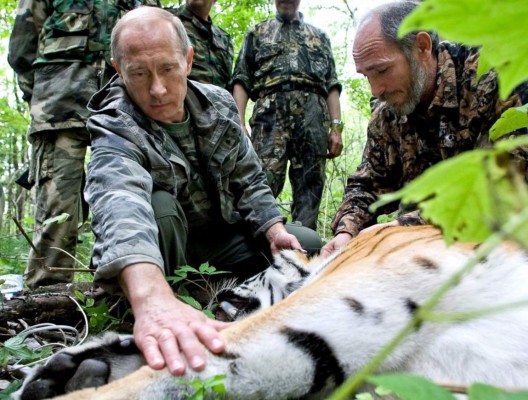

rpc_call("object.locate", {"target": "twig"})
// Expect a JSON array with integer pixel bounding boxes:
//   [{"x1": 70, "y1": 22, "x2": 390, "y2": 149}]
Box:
[
  {"x1": 437, "y1": 382, "x2": 528, "y2": 395},
  {"x1": 49, "y1": 246, "x2": 90, "y2": 269},
  {"x1": 11, "y1": 216, "x2": 39, "y2": 255},
  {"x1": 47, "y1": 266, "x2": 96, "y2": 273}
]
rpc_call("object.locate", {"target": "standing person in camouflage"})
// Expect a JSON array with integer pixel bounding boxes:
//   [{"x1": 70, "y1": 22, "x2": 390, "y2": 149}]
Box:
[
  {"x1": 7, "y1": 0, "x2": 160, "y2": 288},
  {"x1": 232, "y1": 0, "x2": 343, "y2": 231},
  {"x1": 85, "y1": 7, "x2": 321, "y2": 376},
  {"x1": 167, "y1": 0, "x2": 233, "y2": 89},
  {"x1": 321, "y1": 1, "x2": 528, "y2": 258}
]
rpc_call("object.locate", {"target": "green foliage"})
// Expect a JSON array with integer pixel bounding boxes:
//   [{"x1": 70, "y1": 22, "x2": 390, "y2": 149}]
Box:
[
  {"x1": 0, "y1": 233, "x2": 28, "y2": 275},
  {"x1": 490, "y1": 104, "x2": 528, "y2": 141},
  {"x1": 367, "y1": 374, "x2": 456, "y2": 400},
  {"x1": 0, "y1": 380, "x2": 22, "y2": 400},
  {"x1": 366, "y1": 375, "x2": 528, "y2": 400},
  {"x1": 42, "y1": 213, "x2": 70, "y2": 226},
  {"x1": 344, "y1": 77, "x2": 373, "y2": 119},
  {"x1": 354, "y1": 385, "x2": 393, "y2": 400},
  {"x1": 74, "y1": 290, "x2": 126, "y2": 333},
  {"x1": 376, "y1": 211, "x2": 398, "y2": 224},
  {"x1": 214, "y1": 0, "x2": 273, "y2": 52},
  {"x1": 0, "y1": 333, "x2": 53, "y2": 367},
  {"x1": 371, "y1": 143, "x2": 528, "y2": 244},
  {"x1": 178, "y1": 374, "x2": 226, "y2": 400},
  {"x1": 399, "y1": 0, "x2": 528, "y2": 99},
  {"x1": 469, "y1": 384, "x2": 528, "y2": 400},
  {"x1": 0, "y1": 96, "x2": 28, "y2": 134},
  {"x1": 167, "y1": 263, "x2": 229, "y2": 318}
]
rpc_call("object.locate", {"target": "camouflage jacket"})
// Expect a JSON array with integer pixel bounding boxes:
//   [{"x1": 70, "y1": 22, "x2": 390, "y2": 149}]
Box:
[
  {"x1": 85, "y1": 77, "x2": 284, "y2": 289},
  {"x1": 331, "y1": 42, "x2": 528, "y2": 237},
  {"x1": 232, "y1": 13, "x2": 341, "y2": 101},
  {"x1": 167, "y1": 5, "x2": 233, "y2": 89},
  {"x1": 8, "y1": 0, "x2": 160, "y2": 136}
]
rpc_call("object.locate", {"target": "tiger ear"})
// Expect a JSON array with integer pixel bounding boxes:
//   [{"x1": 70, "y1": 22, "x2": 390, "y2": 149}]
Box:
[{"x1": 294, "y1": 250, "x2": 311, "y2": 265}]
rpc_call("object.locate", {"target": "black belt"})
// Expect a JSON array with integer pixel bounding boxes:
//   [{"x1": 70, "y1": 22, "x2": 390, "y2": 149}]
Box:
[{"x1": 258, "y1": 83, "x2": 326, "y2": 98}]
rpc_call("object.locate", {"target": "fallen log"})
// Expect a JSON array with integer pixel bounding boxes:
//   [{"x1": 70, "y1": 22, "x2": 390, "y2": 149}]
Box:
[{"x1": 0, "y1": 283, "x2": 129, "y2": 338}]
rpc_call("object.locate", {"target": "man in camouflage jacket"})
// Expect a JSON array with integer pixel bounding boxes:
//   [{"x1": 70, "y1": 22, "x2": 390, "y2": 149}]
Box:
[
  {"x1": 85, "y1": 7, "x2": 320, "y2": 375},
  {"x1": 86, "y1": 76, "x2": 315, "y2": 288},
  {"x1": 232, "y1": 0, "x2": 343, "y2": 231},
  {"x1": 321, "y1": 1, "x2": 528, "y2": 257},
  {"x1": 167, "y1": 0, "x2": 233, "y2": 89},
  {"x1": 8, "y1": 0, "x2": 160, "y2": 288}
]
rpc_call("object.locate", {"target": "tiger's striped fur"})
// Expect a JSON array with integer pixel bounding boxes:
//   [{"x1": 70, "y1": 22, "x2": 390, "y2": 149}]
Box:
[
  {"x1": 15, "y1": 225, "x2": 528, "y2": 399},
  {"x1": 214, "y1": 248, "x2": 335, "y2": 320}
]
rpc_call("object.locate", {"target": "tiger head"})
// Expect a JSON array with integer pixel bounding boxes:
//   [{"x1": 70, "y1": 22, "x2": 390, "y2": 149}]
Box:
[{"x1": 213, "y1": 249, "x2": 325, "y2": 321}]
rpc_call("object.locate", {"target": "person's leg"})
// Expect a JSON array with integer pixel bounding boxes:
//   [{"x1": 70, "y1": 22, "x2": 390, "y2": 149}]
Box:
[
  {"x1": 151, "y1": 190, "x2": 188, "y2": 276},
  {"x1": 284, "y1": 222, "x2": 322, "y2": 256},
  {"x1": 250, "y1": 94, "x2": 289, "y2": 197},
  {"x1": 188, "y1": 221, "x2": 322, "y2": 282},
  {"x1": 26, "y1": 129, "x2": 88, "y2": 288},
  {"x1": 288, "y1": 93, "x2": 329, "y2": 230}
]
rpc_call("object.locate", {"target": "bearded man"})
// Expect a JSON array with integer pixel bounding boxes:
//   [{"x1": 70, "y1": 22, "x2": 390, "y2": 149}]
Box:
[{"x1": 321, "y1": 0, "x2": 528, "y2": 257}]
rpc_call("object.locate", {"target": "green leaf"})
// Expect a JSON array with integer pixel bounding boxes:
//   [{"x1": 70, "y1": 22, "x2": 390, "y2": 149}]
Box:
[
  {"x1": 176, "y1": 374, "x2": 226, "y2": 400},
  {"x1": 490, "y1": 105, "x2": 528, "y2": 141},
  {"x1": 74, "y1": 289, "x2": 86, "y2": 303},
  {"x1": 469, "y1": 383, "x2": 528, "y2": 400},
  {"x1": 371, "y1": 150, "x2": 493, "y2": 243},
  {"x1": 0, "y1": 380, "x2": 22, "y2": 400},
  {"x1": 42, "y1": 213, "x2": 70, "y2": 226},
  {"x1": 355, "y1": 394, "x2": 374, "y2": 400},
  {"x1": 367, "y1": 374, "x2": 456, "y2": 400},
  {"x1": 494, "y1": 135, "x2": 528, "y2": 153},
  {"x1": 371, "y1": 147, "x2": 528, "y2": 244},
  {"x1": 399, "y1": 0, "x2": 528, "y2": 99},
  {"x1": 0, "y1": 333, "x2": 53, "y2": 367},
  {"x1": 377, "y1": 211, "x2": 398, "y2": 224},
  {"x1": 179, "y1": 294, "x2": 203, "y2": 311}
]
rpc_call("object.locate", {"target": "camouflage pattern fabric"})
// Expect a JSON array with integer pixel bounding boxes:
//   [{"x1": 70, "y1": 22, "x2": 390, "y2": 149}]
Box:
[
  {"x1": 8, "y1": 0, "x2": 160, "y2": 287},
  {"x1": 167, "y1": 5, "x2": 233, "y2": 89},
  {"x1": 250, "y1": 91, "x2": 329, "y2": 230},
  {"x1": 331, "y1": 42, "x2": 528, "y2": 237},
  {"x1": 232, "y1": 13, "x2": 340, "y2": 101},
  {"x1": 232, "y1": 13, "x2": 340, "y2": 230},
  {"x1": 8, "y1": 0, "x2": 160, "y2": 133},
  {"x1": 85, "y1": 78, "x2": 285, "y2": 292},
  {"x1": 27, "y1": 130, "x2": 89, "y2": 287}
]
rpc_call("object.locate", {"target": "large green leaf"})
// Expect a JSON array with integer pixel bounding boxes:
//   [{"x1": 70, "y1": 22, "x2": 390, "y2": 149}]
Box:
[
  {"x1": 490, "y1": 105, "x2": 528, "y2": 141},
  {"x1": 371, "y1": 146, "x2": 528, "y2": 244},
  {"x1": 399, "y1": 0, "x2": 528, "y2": 99},
  {"x1": 367, "y1": 374, "x2": 456, "y2": 400}
]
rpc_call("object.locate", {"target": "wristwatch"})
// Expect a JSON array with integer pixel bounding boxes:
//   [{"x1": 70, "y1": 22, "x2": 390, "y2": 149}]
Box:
[{"x1": 329, "y1": 119, "x2": 344, "y2": 133}]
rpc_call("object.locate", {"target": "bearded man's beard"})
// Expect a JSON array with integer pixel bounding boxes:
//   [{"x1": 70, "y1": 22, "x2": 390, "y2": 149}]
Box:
[{"x1": 383, "y1": 56, "x2": 427, "y2": 116}]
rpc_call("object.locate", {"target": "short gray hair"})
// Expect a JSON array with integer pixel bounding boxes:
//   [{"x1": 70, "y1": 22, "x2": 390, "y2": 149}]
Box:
[
  {"x1": 361, "y1": 1, "x2": 439, "y2": 59},
  {"x1": 111, "y1": 6, "x2": 191, "y2": 64}
]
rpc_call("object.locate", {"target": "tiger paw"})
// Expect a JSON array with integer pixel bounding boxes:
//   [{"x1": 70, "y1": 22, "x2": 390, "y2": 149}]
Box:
[{"x1": 14, "y1": 333, "x2": 144, "y2": 400}]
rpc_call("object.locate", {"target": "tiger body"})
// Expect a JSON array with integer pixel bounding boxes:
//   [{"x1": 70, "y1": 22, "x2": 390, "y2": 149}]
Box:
[{"x1": 16, "y1": 225, "x2": 528, "y2": 399}]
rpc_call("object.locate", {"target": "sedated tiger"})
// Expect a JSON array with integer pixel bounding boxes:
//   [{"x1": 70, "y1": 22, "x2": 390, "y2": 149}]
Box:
[{"x1": 14, "y1": 225, "x2": 528, "y2": 399}]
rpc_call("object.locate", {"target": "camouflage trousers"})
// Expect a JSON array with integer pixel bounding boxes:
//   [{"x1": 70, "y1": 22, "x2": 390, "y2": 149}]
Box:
[
  {"x1": 26, "y1": 129, "x2": 90, "y2": 288},
  {"x1": 250, "y1": 91, "x2": 329, "y2": 230}
]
